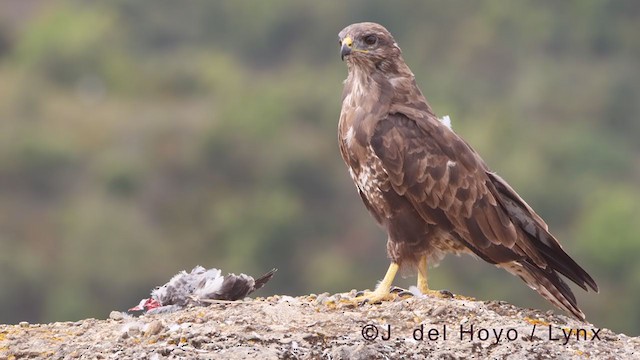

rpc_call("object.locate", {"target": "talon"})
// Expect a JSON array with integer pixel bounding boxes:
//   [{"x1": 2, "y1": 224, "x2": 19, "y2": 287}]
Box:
[
  {"x1": 396, "y1": 290, "x2": 414, "y2": 298},
  {"x1": 351, "y1": 263, "x2": 399, "y2": 306},
  {"x1": 439, "y1": 290, "x2": 454, "y2": 298},
  {"x1": 352, "y1": 290, "x2": 396, "y2": 306},
  {"x1": 390, "y1": 286, "x2": 408, "y2": 293},
  {"x1": 355, "y1": 290, "x2": 367, "y2": 297}
]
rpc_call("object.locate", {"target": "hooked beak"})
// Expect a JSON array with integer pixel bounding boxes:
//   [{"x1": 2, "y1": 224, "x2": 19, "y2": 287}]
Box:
[{"x1": 340, "y1": 36, "x2": 353, "y2": 61}]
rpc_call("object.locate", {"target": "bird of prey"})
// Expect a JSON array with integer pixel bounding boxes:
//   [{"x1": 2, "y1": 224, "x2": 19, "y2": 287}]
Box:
[
  {"x1": 337, "y1": 22, "x2": 597, "y2": 320},
  {"x1": 129, "y1": 266, "x2": 276, "y2": 314}
]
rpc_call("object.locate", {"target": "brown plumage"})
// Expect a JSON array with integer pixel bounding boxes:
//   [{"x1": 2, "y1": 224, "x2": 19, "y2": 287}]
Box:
[{"x1": 337, "y1": 22, "x2": 597, "y2": 320}]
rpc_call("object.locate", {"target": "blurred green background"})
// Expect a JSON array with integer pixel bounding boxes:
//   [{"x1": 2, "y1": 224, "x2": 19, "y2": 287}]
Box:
[{"x1": 0, "y1": 0, "x2": 638, "y2": 335}]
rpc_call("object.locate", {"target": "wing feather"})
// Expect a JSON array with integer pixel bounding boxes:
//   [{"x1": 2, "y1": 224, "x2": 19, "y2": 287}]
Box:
[
  {"x1": 371, "y1": 113, "x2": 520, "y2": 257},
  {"x1": 488, "y1": 172, "x2": 598, "y2": 292},
  {"x1": 369, "y1": 112, "x2": 597, "y2": 316}
]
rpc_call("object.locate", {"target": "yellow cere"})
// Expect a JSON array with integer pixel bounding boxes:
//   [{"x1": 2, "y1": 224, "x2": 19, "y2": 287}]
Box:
[{"x1": 341, "y1": 36, "x2": 369, "y2": 54}]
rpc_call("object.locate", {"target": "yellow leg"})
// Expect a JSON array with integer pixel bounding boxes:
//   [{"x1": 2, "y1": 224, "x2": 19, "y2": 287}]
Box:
[
  {"x1": 354, "y1": 262, "x2": 399, "y2": 304},
  {"x1": 416, "y1": 254, "x2": 444, "y2": 297},
  {"x1": 417, "y1": 254, "x2": 429, "y2": 294}
]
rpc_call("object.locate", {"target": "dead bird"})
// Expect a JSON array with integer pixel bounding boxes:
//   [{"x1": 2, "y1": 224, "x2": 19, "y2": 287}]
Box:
[{"x1": 129, "y1": 266, "x2": 276, "y2": 314}]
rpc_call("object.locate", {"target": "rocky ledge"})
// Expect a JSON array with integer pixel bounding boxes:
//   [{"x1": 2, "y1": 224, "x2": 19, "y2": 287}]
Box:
[{"x1": 1, "y1": 291, "x2": 638, "y2": 359}]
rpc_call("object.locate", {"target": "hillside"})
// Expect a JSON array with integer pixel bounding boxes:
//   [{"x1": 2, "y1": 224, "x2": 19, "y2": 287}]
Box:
[
  {"x1": 1, "y1": 1, "x2": 640, "y2": 336},
  {"x1": 1, "y1": 292, "x2": 637, "y2": 359}
]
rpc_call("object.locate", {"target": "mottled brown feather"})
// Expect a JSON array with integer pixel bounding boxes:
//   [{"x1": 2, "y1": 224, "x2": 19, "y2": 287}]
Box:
[{"x1": 337, "y1": 22, "x2": 596, "y2": 320}]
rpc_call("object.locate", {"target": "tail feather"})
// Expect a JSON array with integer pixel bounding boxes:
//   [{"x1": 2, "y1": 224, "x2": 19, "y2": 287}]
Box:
[
  {"x1": 488, "y1": 172, "x2": 598, "y2": 293},
  {"x1": 253, "y1": 268, "x2": 277, "y2": 291},
  {"x1": 217, "y1": 274, "x2": 255, "y2": 301},
  {"x1": 487, "y1": 172, "x2": 597, "y2": 320},
  {"x1": 218, "y1": 269, "x2": 277, "y2": 300},
  {"x1": 533, "y1": 237, "x2": 598, "y2": 292},
  {"x1": 502, "y1": 261, "x2": 585, "y2": 320}
]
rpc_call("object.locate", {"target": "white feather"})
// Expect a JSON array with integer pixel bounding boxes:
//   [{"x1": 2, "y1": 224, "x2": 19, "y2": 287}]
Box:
[
  {"x1": 343, "y1": 126, "x2": 356, "y2": 148},
  {"x1": 194, "y1": 272, "x2": 224, "y2": 298},
  {"x1": 408, "y1": 286, "x2": 426, "y2": 299},
  {"x1": 440, "y1": 115, "x2": 452, "y2": 129}
]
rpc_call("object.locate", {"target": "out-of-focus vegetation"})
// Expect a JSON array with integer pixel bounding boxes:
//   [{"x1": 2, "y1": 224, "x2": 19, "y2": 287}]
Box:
[{"x1": 0, "y1": 0, "x2": 638, "y2": 335}]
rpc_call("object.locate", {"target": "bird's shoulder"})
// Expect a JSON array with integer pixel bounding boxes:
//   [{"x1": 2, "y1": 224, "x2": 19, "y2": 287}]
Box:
[{"x1": 371, "y1": 111, "x2": 486, "y2": 181}]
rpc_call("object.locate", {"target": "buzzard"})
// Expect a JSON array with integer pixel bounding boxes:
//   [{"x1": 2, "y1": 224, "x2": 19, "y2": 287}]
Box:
[{"x1": 337, "y1": 22, "x2": 597, "y2": 320}]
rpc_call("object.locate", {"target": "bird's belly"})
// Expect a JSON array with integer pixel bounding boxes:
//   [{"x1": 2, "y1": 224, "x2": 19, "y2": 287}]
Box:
[
  {"x1": 425, "y1": 231, "x2": 471, "y2": 266},
  {"x1": 345, "y1": 147, "x2": 471, "y2": 266},
  {"x1": 387, "y1": 224, "x2": 471, "y2": 268}
]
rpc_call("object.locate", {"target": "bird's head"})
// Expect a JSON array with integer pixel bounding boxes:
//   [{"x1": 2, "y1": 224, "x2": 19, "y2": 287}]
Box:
[
  {"x1": 128, "y1": 298, "x2": 161, "y2": 312},
  {"x1": 338, "y1": 22, "x2": 402, "y2": 72}
]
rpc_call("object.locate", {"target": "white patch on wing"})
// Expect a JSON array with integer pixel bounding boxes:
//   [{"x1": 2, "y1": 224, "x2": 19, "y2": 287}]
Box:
[
  {"x1": 446, "y1": 160, "x2": 456, "y2": 168},
  {"x1": 439, "y1": 115, "x2": 452, "y2": 130}
]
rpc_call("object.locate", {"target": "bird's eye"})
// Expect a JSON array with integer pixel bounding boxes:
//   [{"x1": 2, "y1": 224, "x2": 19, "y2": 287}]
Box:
[{"x1": 363, "y1": 35, "x2": 377, "y2": 46}]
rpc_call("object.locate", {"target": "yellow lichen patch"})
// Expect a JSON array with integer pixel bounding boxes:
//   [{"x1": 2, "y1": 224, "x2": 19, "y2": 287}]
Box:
[
  {"x1": 338, "y1": 299, "x2": 355, "y2": 308},
  {"x1": 324, "y1": 300, "x2": 337, "y2": 310},
  {"x1": 0, "y1": 332, "x2": 6, "y2": 341},
  {"x1": 575, "y1": 349, "x2": 590, "y2": 357},
  {"x1": 524, "y1": 317, "x2": 551, "y2": 326}
]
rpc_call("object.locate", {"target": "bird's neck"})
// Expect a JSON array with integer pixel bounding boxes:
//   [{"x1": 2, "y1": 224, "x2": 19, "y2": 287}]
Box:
[
  {"x1": 340, "y1": 59, "x2": 436, "y2": 146},
  {"x1": 346, "y1": 59, "x2": 434, "y2": 119}
]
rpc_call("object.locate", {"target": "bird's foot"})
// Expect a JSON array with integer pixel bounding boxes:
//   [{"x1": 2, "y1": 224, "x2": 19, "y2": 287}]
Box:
[
  {"x1": 352, "y1": 288, "x2": 397, "y2": 305},
  {"x1": 419, "y1": 288, "x2": 454, "y2": 299},
  {"x1": 393, "y1": 286, "x2": 456, "y2": 299},
  {"x1": 390, "y1": 286, "x2": 415, "y2": 298}
]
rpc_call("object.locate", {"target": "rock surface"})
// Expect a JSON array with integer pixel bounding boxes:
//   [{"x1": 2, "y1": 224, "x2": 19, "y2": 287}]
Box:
[{"x1": 1, "y1": 291, "x2": 638, "y2": 359}]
